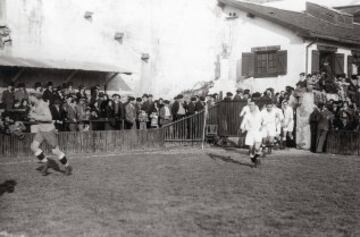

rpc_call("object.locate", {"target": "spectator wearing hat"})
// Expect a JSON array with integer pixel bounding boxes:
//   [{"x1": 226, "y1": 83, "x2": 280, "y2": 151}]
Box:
[
  {"x1": 171, "y1": 94, "x2": 186, "y2": 121},
  {"x1": 125, "y1": 96, "x2": 136, "y2": 129},
  {"x1": 224, "y1": 92, "x2": 233, "y2": 102},
  {"x1": 233, "y1": 89, "x2": 244, "y2": 101},
  {"x1": 14, "y1": 83, "x2": 29, "y2": 104},
  {"x1": 50, "y1": 99, "x2": 65, "y2": 131},
  {"x1": 43, "y1": 82, "x2": 54, "y2": 104},
  {"x1": 1, "y1": 82, "x2": 15, "y2": 111}
]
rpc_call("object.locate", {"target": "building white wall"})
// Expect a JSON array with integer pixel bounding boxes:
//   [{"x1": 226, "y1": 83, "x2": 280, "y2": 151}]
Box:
[
  {"x1": 220, "y1": 6, "x2": 307, "y2": 93},
  {"x1": 0, "y1": 0, "x2": 225, "y2": 98}
]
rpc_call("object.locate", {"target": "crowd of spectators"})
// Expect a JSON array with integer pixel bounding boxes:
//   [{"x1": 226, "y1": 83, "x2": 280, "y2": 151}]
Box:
[
  {"x1": 0, "y1": 81, "x2": 210, "y2": 134},
  {"x1": 1, "y1": 71, "x2": 360, "y2": 139}
]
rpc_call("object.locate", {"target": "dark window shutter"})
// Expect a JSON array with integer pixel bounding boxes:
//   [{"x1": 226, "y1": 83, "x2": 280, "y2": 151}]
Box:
[
  {"x1": 276, "y1": 50, "x2": 287, "y2": 75},
  {"x1": 348, "y1": 55, "x2": 353, "y2": 77},
  {"x1": 236, "y1": 59, "x2": 242, "y2": 82},
  {"x1": 335, "y1": 53, "x2": 345, "y2": 75},
  {"x1": 311, "y1": 50, "x2": 320, "y2": 74},
  {"x1": 241, "y1": 52, "x2": 255, "y2": 78}
]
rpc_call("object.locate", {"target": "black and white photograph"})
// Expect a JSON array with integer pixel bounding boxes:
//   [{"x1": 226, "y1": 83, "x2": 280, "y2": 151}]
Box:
[{"x1": 0, "y1": 0, "x2": 360, "y2": 236}]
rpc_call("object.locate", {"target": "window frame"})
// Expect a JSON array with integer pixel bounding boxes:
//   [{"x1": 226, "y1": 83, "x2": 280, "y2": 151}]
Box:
[{"x1": 254, "y1": 50, "x2": 280, "y2": 78}]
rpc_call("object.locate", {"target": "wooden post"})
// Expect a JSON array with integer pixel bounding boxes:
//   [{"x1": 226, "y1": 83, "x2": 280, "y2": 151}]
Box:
[{"x1": 201, "y1": 106, "x2": 208, "y2": 150}]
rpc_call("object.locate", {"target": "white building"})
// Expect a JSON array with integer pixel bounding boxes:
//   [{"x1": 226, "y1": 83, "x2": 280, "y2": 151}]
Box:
[
  {"x1": 1, "y1": 0, "x2": 360, "y2": 97},
  {"x1": 0, "y1": 0, "x2": 225, "y2": 98},
  {"x1": 216, "y1": 0, "x2": 360, "y2": 93}
]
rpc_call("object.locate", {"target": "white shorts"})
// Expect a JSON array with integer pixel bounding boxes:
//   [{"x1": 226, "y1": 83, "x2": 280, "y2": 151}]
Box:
[
  {"x1": 245, "y1": 130, "x2": 263, "y2": 146},
  {"x1": 262, "y1": 125, "x2": 277, "y2": 138}
]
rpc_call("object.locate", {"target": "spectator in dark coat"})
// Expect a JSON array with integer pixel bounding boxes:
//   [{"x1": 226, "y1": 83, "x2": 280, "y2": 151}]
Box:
[
  {"x1": 309, "y1": 106, "x2": 321, "y2": 153},
  {"x1": 62, "y1": 96, "x2": 77, "y2": 131},
  {"x1": 112, "y1": 94, "x2": 125, "y2": 129},
  {"x1": 316, "y1": 104, "x2": 334, "y2": 153},
  {"x1": 186, "y1": 97, "x2": 196, "y2": 116},
  {"x1": 50, "y1": 99, "x2": 65, "y2": 131},
  {"x1": 195, "y1": 96, "x2": 205, "y2": 112},
  {"x1": 224, "y1": 92, "x2": 233, "y2": 102},
  {"x1": 171, "y1": 94, "x2": 186, "y2": 120},
  {"x1": 233, "y1": 89, "x2": 244, "y2": 101},
  {"x1": 42, "y1": 82, "x2": 55, "y2": 104},
  {"x1": 125, "y1": 97, "x2": 136, "y2": 129},
  {"x1": 1, "y1": 83, "x2": 15, "y2": 111}
]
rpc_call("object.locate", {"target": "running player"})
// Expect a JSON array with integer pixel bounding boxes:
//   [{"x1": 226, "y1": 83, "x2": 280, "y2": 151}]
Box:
[
  {"x1": 29, "y1": 92, "x2": 72, "y2": 176},
  {"x1": 282, "y1": 100, "x2": 294, "y2": 146},
  {"x1": 240, "y1": 101, "x2": 263, "y2": 167},
  {"x1": 260, "y1": 103, "x2": 278, "y2": 154}
]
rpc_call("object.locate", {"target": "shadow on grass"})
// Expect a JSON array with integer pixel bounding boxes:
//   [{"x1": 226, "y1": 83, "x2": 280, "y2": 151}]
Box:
[
  {"x1": 0, "y1": 180, "x2": 17, "y2": 196},
  {"x1": 36, "y1": 158, "x2": 65, "y2": 175},
  {"x1": 207, "y1": 153, "x2": 254, "y2": 168}
]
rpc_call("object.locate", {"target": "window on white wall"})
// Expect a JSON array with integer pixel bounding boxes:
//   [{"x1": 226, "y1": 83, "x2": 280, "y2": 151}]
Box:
[{"x1": 241, "y1": 46, "x2": 287, "y2": 78}]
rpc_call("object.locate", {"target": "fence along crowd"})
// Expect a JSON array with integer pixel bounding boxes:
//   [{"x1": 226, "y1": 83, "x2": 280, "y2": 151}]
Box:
[
  {"x1": 0, "y1": 82, "x2": 209, "y2": 135},
  {"x1": 1, "y1": 70, "x2": 360, "y2": 155}
]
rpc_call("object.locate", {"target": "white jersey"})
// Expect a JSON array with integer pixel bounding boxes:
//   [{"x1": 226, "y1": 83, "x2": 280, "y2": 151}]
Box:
[
  {"x1": 240, "y1": 105, "x2": 250, "y2": 118},
  {"x1": 241, "y1": 109, "x2": 262, "y2": 132},
  {"x1": 260, "y1": 109, "x2": 277, "y2": 127},
  {"x1": 30, "y1": 100, "x2": 55, "y2": 133},
  {"x1": 283, "y1": 106, "x2": 294, "y2": 132},
  {"x1": 260, "y1": 109, "x2": 278, "y2": 137},
  {"x1": 241, "y1": 108, "x2": 263, "y2": 146}
]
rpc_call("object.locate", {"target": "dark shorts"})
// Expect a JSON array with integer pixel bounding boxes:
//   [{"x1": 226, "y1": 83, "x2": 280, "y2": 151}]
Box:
[{"x1": 33, "y1": 130, "x2": 59, "y2": 148}]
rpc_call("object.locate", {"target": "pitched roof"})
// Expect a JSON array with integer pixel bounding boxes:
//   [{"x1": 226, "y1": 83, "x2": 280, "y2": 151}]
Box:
[{"x1": 219, "y1": 0, "x2": 360, "y2": 46}]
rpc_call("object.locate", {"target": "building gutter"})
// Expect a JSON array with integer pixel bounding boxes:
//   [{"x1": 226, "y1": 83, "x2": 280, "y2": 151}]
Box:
[{"x1": 305, "y1": 39, "x2": 317, "y2": 74}]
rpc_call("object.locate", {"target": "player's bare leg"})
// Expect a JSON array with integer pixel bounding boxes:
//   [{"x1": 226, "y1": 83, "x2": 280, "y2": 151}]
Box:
[
  {"x1": 250, "y1": 142, "x2": 262, "y2": 167},
  {"x1": 31, "y1": 141, "x2": 49, "y2": 176},
  {"x1": 52, "y1": 146, "x2": 72, "y2": 176}
]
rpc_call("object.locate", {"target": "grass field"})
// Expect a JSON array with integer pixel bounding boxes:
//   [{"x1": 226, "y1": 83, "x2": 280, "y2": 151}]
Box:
[{"x1": 1, "y1": 147, "x2": 360, "y2": 237}]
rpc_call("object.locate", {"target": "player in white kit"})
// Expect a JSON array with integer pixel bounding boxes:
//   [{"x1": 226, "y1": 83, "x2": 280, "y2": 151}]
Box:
[
  {"x1": 260, "y1": 103, "x2": 278, "y2": 154},
  {"x1": 240, "y1": 101, "x2": 263, "y2": 167},
  {"x1": 282, "y1": 100, "x2": 294, "y2": 144},
  {"x1": 29, "y1": 92, "x2": 73, "y2": 176}
]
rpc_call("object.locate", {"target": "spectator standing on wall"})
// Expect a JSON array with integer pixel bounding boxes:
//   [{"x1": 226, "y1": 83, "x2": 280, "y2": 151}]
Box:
[{"x1": 1, "y1": 82, "x2": 15, "y2": 111}]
